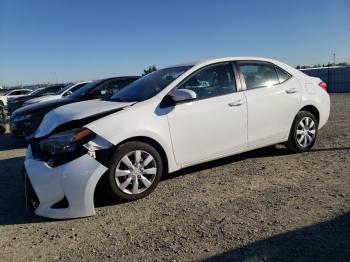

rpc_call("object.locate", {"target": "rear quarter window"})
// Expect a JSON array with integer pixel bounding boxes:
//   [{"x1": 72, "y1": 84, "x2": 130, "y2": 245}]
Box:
[{"x1": 275, "y1": 67, "x2": 292, "y2": 83}]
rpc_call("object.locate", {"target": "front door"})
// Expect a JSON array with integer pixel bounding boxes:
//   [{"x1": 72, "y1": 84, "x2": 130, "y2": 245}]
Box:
[{"x1": 166, "y1": 62, "x2": 248, "y2": 166}]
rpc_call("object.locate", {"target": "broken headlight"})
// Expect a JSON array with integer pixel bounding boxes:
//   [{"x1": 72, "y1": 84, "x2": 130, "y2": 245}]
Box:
[{"x1": 40, "y1": 128, "x2": 95, "y2": 155}]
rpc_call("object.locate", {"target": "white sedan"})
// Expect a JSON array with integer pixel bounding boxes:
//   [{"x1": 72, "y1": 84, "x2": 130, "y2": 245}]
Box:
[
  {"x1": 22, "y1": 81, "x2": 90, "y2": 106},
  {"x1": 0, "y1": 88, "x2": 32, "y2": 107},
  {"x1": 24, "y1": 57, "x2": 330, "y2": 219}
]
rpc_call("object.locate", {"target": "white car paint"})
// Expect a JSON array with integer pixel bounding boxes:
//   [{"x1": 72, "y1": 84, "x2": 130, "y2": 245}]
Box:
[
  {"x1": 23, "y1": 81, "x2": 90, "y2": 106},
  {"x1": 35, "y1": 99, "x2": 134, "y2": 137},
  {"x1": 0, "y1": 89, "x2": 32, "y2": 106},
  {"x1": 25, "y1": 57, "x2": 330, "y2": 219},
  {"x1": 167, "y1": 91, "x2": 247, "y2": 165},
  {"x1": 244, "y1": 76, "x2": 302, "y2": 148},
  {"x1": 25, "y1": 146, "x2": 107, "y2": 219}
]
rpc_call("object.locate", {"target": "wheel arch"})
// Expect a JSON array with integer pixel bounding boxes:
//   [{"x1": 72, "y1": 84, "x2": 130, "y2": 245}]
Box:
[
  {"x1": 93, "y1": 135, "x2": 173, "y2": 204},
  {"x1": 115, "y1": 136, "x2": 169, "y2": 176},
  {"x1": 299, "y1": 104, "x2": 320, "y2": 123},
  {"x1": 285, "y1": 104, "x2": 321, "y2": 142}
]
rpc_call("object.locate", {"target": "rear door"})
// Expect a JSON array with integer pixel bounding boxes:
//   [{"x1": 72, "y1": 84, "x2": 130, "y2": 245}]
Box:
[{"x1": 236, "y1": 61, "x2": 301, "y2": 148}]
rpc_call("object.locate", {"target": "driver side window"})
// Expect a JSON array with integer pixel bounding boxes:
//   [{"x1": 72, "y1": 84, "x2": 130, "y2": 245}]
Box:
[{"x1": 178, "y1": 63, "x2": 236, "y2": 100}]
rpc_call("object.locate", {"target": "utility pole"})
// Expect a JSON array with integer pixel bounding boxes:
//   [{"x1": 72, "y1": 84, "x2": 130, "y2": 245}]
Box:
[{"x1": 333, "y1": 53, "x2": 336, "y2": 66}]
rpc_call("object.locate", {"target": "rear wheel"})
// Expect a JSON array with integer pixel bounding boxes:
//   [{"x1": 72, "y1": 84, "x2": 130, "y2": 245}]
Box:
[
  {"x1": 286, "y1": 111, "x2": 318, "y2": 152},
  {"x1": 106, "y1": 141, "x2": 163, "y2": 201}
]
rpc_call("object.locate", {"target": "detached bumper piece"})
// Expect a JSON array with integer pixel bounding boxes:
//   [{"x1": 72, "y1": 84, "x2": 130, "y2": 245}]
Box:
[
  {"x1": 24, "y1": 171, "x2": 40, "y2": 210},
  {"x1": 24, "y1": 146, "x2": 108, "y2": 219}
]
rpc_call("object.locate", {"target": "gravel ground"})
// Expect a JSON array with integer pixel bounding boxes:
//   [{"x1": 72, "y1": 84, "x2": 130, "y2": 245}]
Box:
[{"x1": 0, "y1": 94, "x2": 349, "y2": 262}]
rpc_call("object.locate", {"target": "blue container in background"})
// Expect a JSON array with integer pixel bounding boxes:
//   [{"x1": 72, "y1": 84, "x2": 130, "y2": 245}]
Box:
[{"x1": 301, "y1": 66, "x2": 350, "y2": 93}]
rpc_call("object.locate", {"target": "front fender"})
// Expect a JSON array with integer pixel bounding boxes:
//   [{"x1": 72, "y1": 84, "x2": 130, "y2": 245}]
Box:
[{"x1": 85, "y1": 100, "x2": 180, "y2": 173}]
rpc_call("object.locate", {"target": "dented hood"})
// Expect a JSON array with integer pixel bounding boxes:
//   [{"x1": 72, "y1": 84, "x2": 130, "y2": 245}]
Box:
[{"x1": 35, "y1": 99, "x2": 133, "y2": 138}]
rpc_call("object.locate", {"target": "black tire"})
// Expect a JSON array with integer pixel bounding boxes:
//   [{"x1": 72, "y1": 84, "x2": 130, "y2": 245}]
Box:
[
  {"x1": 106, "y1": 141, "x2": 163, "y2": 201},
  {"x1": 286, "y1": 111, "x2": 318, "y2": 153}
]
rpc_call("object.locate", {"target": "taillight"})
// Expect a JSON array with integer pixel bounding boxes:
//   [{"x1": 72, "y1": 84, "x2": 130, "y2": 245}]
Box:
[{"x1": 319, "y1": 82, "x2": 328, "y2": 92}]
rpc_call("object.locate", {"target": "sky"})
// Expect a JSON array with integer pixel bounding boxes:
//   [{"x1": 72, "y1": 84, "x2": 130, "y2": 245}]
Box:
[{"x1": 0, "y1": 0, "x2": 349, "y2": 86}]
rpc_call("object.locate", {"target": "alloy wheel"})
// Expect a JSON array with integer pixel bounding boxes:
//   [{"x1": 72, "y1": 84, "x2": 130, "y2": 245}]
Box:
[
  {"x1": 114, "y1": 150, "x2": 157, "y2": 195},
  {"x1": 296, "y1": 116, "x2": 316, "y2": 148}
]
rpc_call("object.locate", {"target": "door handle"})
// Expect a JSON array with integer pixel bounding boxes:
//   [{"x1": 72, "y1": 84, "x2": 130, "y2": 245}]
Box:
[
  {"x1": 228, "y1": 99, "x2": 244, "y2": 107},
  {"x1": 285, "y1": 88, "x2": 298, "y2": 94}
]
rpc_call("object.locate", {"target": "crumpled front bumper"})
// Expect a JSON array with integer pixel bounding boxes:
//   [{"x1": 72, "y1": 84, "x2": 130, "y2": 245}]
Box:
[{"x1": 24, "y1": 146, "x2": 108, "y2": 219}]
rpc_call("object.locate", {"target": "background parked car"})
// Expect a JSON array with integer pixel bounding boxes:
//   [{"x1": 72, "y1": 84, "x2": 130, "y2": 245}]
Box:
[
  {"x1": 10, "y1": 76, "x2": 139, "y2": 138},
  {"x1": 7, "y1": 84, "x2": 66, "y2": 115},
  {"x1": 0, "y1": 88, "x2": 32, "y2": 107},
  {"x1": 22, "y1": 81, "x2": 91, "y2": 107},
  {"x1": 0, "y1": 105, "x2": 5, "y2": 135}
]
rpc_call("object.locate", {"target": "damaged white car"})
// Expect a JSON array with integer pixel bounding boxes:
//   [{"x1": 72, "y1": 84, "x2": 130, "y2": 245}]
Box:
[{"x1": 24, "y1": 57, "x2": 330, "y2": 219}]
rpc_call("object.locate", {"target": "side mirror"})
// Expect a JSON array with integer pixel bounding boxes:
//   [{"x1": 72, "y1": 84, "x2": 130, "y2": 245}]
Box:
[{"x1": 171, "y1": 89, "x2": 197, "y2": 103}]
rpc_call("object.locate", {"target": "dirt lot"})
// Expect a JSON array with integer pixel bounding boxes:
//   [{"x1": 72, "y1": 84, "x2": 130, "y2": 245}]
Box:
[{"x1": 0, "y1": 94, "x2": 349, "y2": 261}]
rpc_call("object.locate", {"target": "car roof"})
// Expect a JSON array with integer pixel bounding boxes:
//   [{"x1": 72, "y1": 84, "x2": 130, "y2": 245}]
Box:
[
  {"x1": 164, "y1": 56, "x2": 304, "y2": 78},
  {"x1": 168, "y1": 57, "x2": 279, "y2": 69},
  {"x1": 106, "y1": 76, "x2": 140, "y2": 80},
  {"x1": 92, "y1": 76, "x2": 140, "y2": 83},
  {"x1": 9, "y1": 88, "x2": 33, "y2": 92}
]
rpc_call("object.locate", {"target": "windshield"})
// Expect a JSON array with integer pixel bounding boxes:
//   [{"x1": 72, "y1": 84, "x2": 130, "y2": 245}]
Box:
[
  {"x1": 34, "y1": 85, "x2": 65, "y2": 96},
  {"x1": 29, "y1": 88, "x2": 43, "y2": 95},
  {"x1": 109, "y1": 66, "x2": 192, "y2": 102},
  {"x1": 69, "y1": 80, "x2": 102, "y2": 99},
  {"x1": 55, "y1": 84, "x2": 73, "y2": 95}
]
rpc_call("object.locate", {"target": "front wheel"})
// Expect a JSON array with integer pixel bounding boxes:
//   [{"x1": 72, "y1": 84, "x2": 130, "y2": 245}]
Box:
[
  {"x1": 106, "y1": 141, "x2": 163, "y2": 201},
  {"x1": 286, "y1": 111, "x2": 318, "y2": 153}
]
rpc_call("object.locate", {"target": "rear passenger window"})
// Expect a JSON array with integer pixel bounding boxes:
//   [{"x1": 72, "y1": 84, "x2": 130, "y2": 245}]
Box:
[
  {"x1": 178, "y1": 63, "x2": 236, "y2": 100},
  {"x1": 237, "y1": 62, "x2": 279, "y2": 89},
  {"x1": 275, "y1": 67, "x2": 291, "y2": 83}
]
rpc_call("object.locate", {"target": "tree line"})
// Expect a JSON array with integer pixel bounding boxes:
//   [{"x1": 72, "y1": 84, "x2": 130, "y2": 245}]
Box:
[{"x1": 296, "y1": 62, "x2": 349, "y2": 69}]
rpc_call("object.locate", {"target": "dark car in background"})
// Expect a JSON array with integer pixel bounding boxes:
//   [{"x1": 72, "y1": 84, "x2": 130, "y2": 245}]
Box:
[
  {"x1": 7, "y1": 84, "x2": 66, "y2": 115},
  {"x1": 0, "y1": 105, "x2": 6, "y2": 134},
  {"x1": 10, "y1": 76, "x2": 139, "y2": 138}
]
